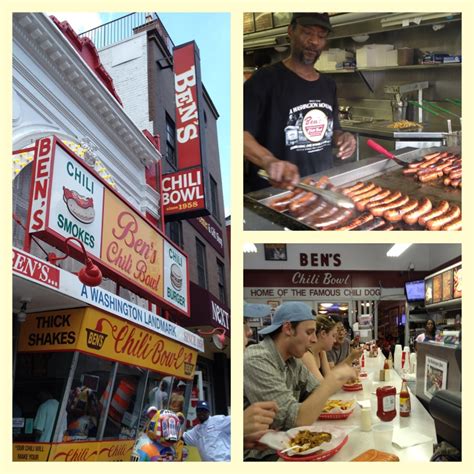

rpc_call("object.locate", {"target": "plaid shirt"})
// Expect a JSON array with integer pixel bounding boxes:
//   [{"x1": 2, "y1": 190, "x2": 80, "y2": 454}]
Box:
[{"x1": 244, "y1": 337, "x2": 319, "y2": 460}]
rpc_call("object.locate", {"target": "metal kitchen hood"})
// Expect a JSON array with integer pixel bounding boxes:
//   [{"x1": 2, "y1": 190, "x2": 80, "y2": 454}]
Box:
[{"x1": 244, "y1": 12, "x2": 461, "y2": 51}]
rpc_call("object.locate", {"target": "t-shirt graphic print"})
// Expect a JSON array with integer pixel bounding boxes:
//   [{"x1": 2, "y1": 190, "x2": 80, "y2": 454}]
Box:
[{"x1": 285, "y1": 101, "x2": 334, "y2": 153}]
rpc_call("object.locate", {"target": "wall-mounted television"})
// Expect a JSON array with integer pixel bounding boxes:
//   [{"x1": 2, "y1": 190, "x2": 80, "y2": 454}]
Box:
[{"x1": 405, "y1": 279, "x2": 425, "y2": 302}]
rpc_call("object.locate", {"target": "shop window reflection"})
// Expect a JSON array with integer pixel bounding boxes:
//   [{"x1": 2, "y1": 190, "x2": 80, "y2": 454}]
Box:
[
  {"x1": 64, "y1": 353, "x2": 114, "y2": 442},
  {"x1": 102, "y1": 364, "x2": 147, "y2": 440},
  {"x1": 13, "y1": 352, "x2": 73, "y2": 442}
]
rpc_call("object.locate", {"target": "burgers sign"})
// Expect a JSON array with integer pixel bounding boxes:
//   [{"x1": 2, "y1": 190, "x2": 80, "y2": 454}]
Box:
[{"x1": 163, "y1": 241, "x2": 188, "y2": 313}]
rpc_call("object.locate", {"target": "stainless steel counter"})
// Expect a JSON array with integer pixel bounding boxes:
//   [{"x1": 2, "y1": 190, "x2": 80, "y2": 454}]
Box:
[{"x1": 340, "y1": 120, "x2": 457, "y2": 139}]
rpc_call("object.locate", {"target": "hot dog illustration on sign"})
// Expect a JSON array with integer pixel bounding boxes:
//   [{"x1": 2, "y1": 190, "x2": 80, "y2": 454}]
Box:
[{"x1": 63, "y1": 186, "x2": 95, "y2": 224}]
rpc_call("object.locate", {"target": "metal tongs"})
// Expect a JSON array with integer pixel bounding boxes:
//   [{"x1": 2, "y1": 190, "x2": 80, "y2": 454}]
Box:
[{"x1": 257, "y1": 169, "x2": 355, "y2": 209}]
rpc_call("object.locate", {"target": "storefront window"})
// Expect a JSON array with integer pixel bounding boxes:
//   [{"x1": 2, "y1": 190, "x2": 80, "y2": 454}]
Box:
[
  {"x1": 144, "y1": 375, "x2": 172, "y2": 412},
  {"x1": 13, "y1": 352, "x2": 74, "y2": 442},
  {"x1": 63, "y1": 353, "x2": 114, "y2": 442},
  {"x1": 101, "y1": 363, "x2": 148, "y2": 441}
]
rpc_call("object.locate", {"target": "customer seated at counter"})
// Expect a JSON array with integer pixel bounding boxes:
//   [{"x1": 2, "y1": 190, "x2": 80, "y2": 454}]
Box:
[
  {"x1": 244, "y1": 302, "x2": 356, "y2": 461},
  {"x1": 326, "y1": 318, "x2": 362, "y2": 368},
  {"x1": 301, "y1": 314, "x2": 336, "y2": 381}
]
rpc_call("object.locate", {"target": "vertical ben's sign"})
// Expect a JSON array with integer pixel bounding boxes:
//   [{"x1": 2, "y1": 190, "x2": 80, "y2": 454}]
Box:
[{"x1": 163, "y1": 41, "x2": 210, "y2": 220}]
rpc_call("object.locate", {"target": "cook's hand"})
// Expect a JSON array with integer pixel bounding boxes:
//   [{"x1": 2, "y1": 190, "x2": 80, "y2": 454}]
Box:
[
  {"x1": 244, "y1": 401, "x2": 278, "y2": 449},
  {"x1": 334, "y1": 132, "x2": 356, "y2": 159},
  {"x1": 265, "y1": 160, "x2": 300, "y2": 189}
]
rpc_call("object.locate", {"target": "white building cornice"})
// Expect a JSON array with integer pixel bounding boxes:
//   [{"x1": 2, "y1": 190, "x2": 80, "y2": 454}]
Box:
[{"x1": 13, "y1": 13, "x2": 161, "y2": 168}]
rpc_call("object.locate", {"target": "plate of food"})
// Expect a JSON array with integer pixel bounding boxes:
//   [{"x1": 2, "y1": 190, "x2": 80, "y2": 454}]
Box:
[
  {"x1": 259, "y1": 425, "x2": 348, "y2": 461},
  {"x1": 343, "y1": 377, "x2": 363, "y2": 391},
  {"x1": 319, "y1": 399, "x2": 356, "y2": 420}
]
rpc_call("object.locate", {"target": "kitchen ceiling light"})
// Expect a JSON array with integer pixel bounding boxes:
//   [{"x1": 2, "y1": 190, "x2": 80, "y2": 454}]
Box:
[
  {"x1": 243, "y1": 243, "x2": 258, "y2": 253},
  {"x1": 320, "y1": 303, "x2": 334, "y2": 308},
  {"x1": 352, "y1": 34, "x2": 369, "y2": 43},
  {"x1": 387, "y1": 243, "x2": 412, "y2": 257},
  {"x1": 318, "y1": 310, "x2": 328, "y2": 314}
]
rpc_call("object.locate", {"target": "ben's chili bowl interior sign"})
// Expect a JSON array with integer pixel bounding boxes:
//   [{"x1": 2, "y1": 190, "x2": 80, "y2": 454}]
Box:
[{"x1": 26, "y1": 136, "x2": 190, "y2": 316}]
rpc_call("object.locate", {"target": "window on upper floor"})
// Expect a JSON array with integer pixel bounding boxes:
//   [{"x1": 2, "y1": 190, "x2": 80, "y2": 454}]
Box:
[
  {"x1": 216, "y1": 258, "x2": 227, "y2": 305},
  {"x1": 165, "y1": 114, "x2": 177, "y2": 169},
  {"x1": 196, "y1": 238, "x2": 208, "y2": 290},
  {"x1": 165, "y1": 221, "x2": 183, "y2": 249},
  {"x1": 210, "y1": 175, "x2": 220, "y2": 220}
]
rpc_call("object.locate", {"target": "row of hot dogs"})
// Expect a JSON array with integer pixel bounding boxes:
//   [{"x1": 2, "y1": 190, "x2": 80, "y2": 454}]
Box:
[
  {"x1": 268, "y1": 176, "x2": 461, "y2": 231},
  {"x1": 402, "y1": 151, "x2": 462, "y2": 188},
  {"x1": 341, "y1": 181, "x2": 461, "y2": 230}
]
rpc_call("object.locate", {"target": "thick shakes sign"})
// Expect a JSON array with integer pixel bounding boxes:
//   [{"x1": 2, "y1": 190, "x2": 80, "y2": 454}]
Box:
[
  {"x1": 163, "y1": 41, "x2": 210, "y2": 219},
  {"x1": 27, "y1": 136, "x2": 189, "y2": 316},
  {"x1": 18, "y1": 308, "x2": 198, "y2": 379}
]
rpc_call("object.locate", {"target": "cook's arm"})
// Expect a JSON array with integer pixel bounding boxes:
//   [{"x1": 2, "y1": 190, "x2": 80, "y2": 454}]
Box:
[{"x1": 244, "y1": 131, "x2": 299, "y2": 188}]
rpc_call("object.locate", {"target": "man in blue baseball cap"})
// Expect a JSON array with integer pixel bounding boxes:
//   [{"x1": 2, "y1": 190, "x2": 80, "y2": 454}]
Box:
[
  {"x1": 244, "y1": 302, "x2": 357, "y2": 461},
  {"x1": 183, "y1": 400, "x2": 230, "y2": 461},
  {"x1": 244, "y1": 12, "x2": 356, "y2": 192}
]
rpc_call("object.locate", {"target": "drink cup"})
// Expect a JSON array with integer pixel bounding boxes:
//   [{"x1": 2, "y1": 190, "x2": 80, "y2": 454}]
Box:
[
  {"x1": 362, "y1": 378, "x2": 373, "y2": 395},
  {"x1": 372, "y1": 423, "x2": 394, "y2": 452}
]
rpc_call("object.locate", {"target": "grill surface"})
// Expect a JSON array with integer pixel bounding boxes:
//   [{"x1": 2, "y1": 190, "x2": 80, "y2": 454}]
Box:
[{"x1": 245, "y1": 146, "x2": 461, "y2": 230}]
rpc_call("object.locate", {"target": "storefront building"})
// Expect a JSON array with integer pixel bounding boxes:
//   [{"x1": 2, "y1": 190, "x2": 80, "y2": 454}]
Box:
[
  {"x1": 12, "y1": 13, "x2": 206, "y2": 461},
  {"x1": 82, "y1": 13, "x2": 230, "y2": 415}
]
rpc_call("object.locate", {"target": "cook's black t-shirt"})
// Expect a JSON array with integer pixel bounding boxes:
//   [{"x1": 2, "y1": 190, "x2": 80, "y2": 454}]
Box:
[{"x1": 244, "y1": 61, "x2": 341, "y2": 192}]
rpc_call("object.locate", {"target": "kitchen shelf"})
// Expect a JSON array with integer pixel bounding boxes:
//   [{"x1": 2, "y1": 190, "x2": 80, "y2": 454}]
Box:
[{"x1": 319, "y1": 63, "x2": 461, "y2": 74}]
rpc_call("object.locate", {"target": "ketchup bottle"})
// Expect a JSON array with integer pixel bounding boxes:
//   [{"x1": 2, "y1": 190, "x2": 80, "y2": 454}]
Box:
[
  {"x1": 376, "y1": 386, "x2": 397, "y2": 421},
  {"x1": 399, "y1": 379, "x2": 411, "y2": 417}
]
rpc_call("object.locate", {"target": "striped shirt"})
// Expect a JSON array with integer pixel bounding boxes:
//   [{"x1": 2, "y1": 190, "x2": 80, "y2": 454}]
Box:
[{"x1": 244, "y1": 337, "x2": 319, "y2": 460}]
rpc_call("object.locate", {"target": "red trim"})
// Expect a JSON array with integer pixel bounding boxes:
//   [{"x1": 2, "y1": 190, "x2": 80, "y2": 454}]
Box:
[
  {"x1": 12, "y1": 145, "x2": 36, "y2": 155},
  {"x1": 157, "y1": 160, "x2": 165, "y2": 232},
  {"x1": 49, "y1": 16, "x2": 123, "y2": 106},
  {"x1": 142, "y1": 129, "x2": 161, "y2": 152},
  {"x1": 145, "y1": 211, "x2": 159, "y2": 228},
  {"x1": 24, "y1": 141, "x2": 39, "y2": 253}
]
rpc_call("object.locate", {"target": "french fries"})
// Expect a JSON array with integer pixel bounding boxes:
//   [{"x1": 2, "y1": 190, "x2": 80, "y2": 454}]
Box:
[{"x1": 322, "y1": 399, "x2": 354, "y2": 413}]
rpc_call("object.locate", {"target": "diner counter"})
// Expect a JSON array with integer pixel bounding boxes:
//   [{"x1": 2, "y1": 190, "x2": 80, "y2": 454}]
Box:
[{"x1": 282, "y1": 357, "x2": 436, "y2": 462}]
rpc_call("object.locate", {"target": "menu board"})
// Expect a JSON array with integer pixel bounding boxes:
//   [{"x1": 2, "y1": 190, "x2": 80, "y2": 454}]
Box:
[
  {"x1": 453, "y1": 266, "x2": 462, "y2": 298},
  {"x1": 425, "y1": 264, "x2": 461, "y2": 305},
  {"x1": 255, "y1": 12, "x2": 273, "y2": 31},
  {"x1": 425, "y1": 279, "x2": 433, "y2": 305},
  {"x1": 243, "y1": 13, "x2": 255, "y2": 33},
  {"x1": 432, "y1": 274, "x2": 442, "y2": 304},
  {"x1": 442, "y1": 270, "x2": 453, "y2": 301}
]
